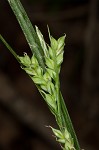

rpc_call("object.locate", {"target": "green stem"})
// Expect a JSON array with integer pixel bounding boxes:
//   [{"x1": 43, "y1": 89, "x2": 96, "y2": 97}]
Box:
[
  {"x1": 60, "y1": 92, "x2": 80, "y2": 150},
  {"x1": 0, "y1": 34, "x2": 19, "y2": 62},
  {"x1": 7, "y1": 0, "x2": 45, "y2": 71}
]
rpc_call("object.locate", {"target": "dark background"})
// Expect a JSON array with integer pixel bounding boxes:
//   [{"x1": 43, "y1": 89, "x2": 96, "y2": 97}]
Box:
[{"x1": 0, "y1": 0, "x2": 99, "y2": 150}]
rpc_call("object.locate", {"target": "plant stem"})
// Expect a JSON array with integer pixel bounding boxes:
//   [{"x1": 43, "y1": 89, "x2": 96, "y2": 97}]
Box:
[
  {"x1": 60, "y1": 93, "x2": 80, "y2": 150},
  {"x1": 0, "y1": 34, "x2": 19, "y2": 61},
  {"x1": 7, "y1": 0, "x2": 45, "y2": 71}
]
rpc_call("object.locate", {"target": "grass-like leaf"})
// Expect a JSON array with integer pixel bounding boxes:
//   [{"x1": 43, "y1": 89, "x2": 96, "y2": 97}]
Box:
[{"x1": 7, "y1": 0, "x2": 45, "y2": 71}]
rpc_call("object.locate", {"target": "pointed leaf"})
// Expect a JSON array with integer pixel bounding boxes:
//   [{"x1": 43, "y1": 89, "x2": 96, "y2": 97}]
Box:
[
  {"x1": 57, "y1": 52, "x2": 64, "y2": 66},
  {"x1": 47, "y1": 82, "x2": 55, "y2": 94},
  {"x1": 24, "y1": 67, "x2": 35, "y2": 76},
  {"x1": 35, "y1": 26, "x2": 48, "y2": 57},
  {"x1": 51, "y1": 128, "x2": 63, "y2": 139},
  {"x1": 50, "y1": 36, "x2": 58, "y2": 50},
  {"x1": 45, "y1": 94, "x2": 56, "y2": 110},
  {"x1": 32, "y1": 77, "x2": 46, "y2": 85},
  {"x1": 19, "y1": 53, "x2": 31, "y2": 66},
  {"x1": 46, "y1": 58, "x2": 54, "y2": 69}
]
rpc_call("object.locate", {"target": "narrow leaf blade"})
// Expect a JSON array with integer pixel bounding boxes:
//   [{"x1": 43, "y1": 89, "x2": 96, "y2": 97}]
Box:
[{"x1": 7, "y1": 0, "x2": 45, "y2": 70}]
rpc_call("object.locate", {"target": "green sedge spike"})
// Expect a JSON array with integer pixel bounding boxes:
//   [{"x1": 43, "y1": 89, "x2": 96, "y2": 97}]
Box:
[{"x1": 1, "y1": 1, "x2": 81, "y2": 149}]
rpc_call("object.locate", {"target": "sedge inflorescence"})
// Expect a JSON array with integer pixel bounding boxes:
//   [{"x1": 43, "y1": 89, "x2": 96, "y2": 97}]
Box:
[
  {"x1": 0, "y1": 1, "x2": 81, "y2": 149},
  {"x1": 18, "y1": 26, "x2": 75, "y2": 150}
]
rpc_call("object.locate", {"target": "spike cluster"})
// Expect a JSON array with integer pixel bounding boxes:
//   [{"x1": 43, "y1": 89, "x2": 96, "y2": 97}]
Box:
[
  {"x1": 17, "y1": 27, "x2": 75, "y2": 150},
  {"x1": 1, "y1": 1, "x2": 81, "y2": 149}
]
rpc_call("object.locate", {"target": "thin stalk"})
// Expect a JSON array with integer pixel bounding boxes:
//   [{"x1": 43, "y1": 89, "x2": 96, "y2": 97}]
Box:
[
  {"x1": 60, "y1": 92, "x2": 80, "y2": 150},
  {"x1": 0, "y1": 34, "x2": 19, "y2": 62}
]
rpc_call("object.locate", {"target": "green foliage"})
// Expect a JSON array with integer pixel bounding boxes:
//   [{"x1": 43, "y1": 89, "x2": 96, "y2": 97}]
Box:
[{"x1": 0, "y1": 0, "x2": 81, "y2": 150}]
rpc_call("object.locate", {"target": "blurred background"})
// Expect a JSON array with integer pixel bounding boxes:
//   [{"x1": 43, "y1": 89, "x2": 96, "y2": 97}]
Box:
[{"x1": 0, "y1": 0, "x2": 99, "y2": 149}]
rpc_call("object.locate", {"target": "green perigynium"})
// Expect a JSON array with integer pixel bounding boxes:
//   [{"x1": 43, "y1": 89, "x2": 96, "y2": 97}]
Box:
[
  {"x1": 51, "y1": 127, "x2": 75, "y2": 150},
  {"x1": 0, "y1": 1, "x2": 81, "y2": 150}
]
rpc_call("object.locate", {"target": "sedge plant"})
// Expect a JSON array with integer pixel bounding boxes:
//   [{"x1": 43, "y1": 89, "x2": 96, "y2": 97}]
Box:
[{"x1": 0, "y1": 0, "x2": 81, "y2": 150}]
